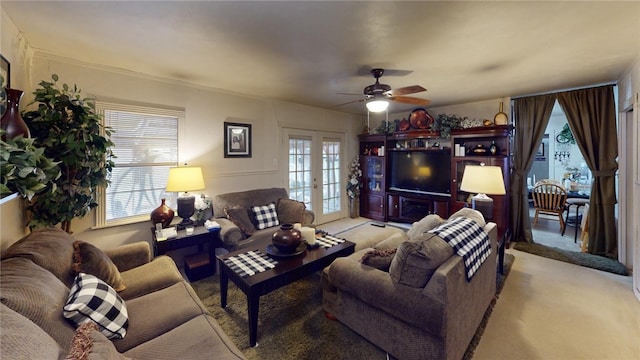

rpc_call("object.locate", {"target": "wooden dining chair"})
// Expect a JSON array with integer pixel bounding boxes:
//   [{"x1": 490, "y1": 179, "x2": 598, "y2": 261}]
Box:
[{"x1": 531, "y1": 183, "x2": 568, "y2": 232}]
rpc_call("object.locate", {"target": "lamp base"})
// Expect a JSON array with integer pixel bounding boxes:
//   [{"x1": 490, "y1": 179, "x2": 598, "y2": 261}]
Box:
[
  {"x1": 176, "y1": 195, "x2": 196, "y2": 229},
  {"x1": 471, "y1": 194, "x2": 494, "y2": 221}
]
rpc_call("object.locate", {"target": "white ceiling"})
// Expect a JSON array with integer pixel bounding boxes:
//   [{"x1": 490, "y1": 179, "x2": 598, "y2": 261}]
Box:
[{"x1": 2, "y1": 1, "x2": 639, "y2": 115}]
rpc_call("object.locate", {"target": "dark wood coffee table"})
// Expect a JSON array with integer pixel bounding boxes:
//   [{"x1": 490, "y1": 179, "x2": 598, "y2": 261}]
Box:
[{"x1": 216, "y1": 236, "x2": 355, "y2": 347}]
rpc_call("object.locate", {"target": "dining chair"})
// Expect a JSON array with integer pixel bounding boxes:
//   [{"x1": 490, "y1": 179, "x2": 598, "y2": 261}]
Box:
[{"x1": 531, "y1": 183, "x2": 568, "y2": 232}]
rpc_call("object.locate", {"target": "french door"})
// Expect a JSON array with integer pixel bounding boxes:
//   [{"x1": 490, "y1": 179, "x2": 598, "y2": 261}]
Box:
[{"x1": 283, "y1": 129, "x2": 344, "y2": 225}]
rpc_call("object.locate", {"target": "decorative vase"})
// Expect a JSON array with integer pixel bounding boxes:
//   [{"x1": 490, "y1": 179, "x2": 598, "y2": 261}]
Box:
[
  {"x1": 150, "y1": 198, "x2": 174, "y2": 228},
  {"x1": 349, "y1": 197, "x2": 358, "y2": 218},
  {"x1": 272, "y1": 223, "x2": 302, "y2": 253},
  {"x1": 1, "y1": 88, "x2": 30, "y2": 140},
  {"x1": 489, "y1": 141, "x2": 500, "y2": 156}
]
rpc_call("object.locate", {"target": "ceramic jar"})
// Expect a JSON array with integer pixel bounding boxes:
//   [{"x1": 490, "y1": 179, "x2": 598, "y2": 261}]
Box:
[
  {"x1": 272, "y1": 223, "x2": 303, "y2": 253},
  {"x1": 150, "y1": 198, "x2": 174, "y2": 228}
]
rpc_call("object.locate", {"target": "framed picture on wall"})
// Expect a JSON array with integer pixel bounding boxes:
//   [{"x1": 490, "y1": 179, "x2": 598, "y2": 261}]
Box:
[
  {"x1": 535, "y1": 142, "x2": 545, "y2": 161},
  {"x1": 0, "y1": 54, "x2": 9, "y2": 88},
  {"x1": 224, "y1": 122, "x2": 252, "y2": 158}
]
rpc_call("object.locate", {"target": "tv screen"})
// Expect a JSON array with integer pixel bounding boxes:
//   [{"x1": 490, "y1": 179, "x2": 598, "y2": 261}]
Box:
[{"x1": 388, "y1": 150, "x2": 451, "y2": 196}]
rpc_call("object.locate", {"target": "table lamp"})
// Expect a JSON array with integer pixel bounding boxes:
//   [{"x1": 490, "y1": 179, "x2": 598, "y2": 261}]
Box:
[
  {"x1": 459, "y1": 164, "x2": 506, "y2": 221},
  {"x1": 166, "y1": 166, "x2": 205, "y2": 229}
]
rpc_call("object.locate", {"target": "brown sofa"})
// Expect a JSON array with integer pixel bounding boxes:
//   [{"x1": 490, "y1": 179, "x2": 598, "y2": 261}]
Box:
[
  {"x1": 0, "y1": 227, "x2": 245, "y2": 360},
  {"x1": 212, "y1": 187, "x2": 314, "y2": 250},
  {"x1": 323, "y1": 210, "x2": 497, "y2": 360}
]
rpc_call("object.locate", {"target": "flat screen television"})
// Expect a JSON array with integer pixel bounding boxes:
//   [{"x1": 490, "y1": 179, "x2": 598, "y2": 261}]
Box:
[{"x1": 388, "y1": 150, "x2": 451, "y2": 196}]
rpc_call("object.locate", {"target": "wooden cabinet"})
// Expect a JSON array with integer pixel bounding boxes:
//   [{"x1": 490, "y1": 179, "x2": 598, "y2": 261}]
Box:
[
  {"x1": 359, "y1": 134, "x2": 386, "y2": 221},
  {"x1": 450, "y1": 125, "x2": 512, "y2": 240},
  {"x1": 387, "y1": 192, "x2": 450, "y2": 223}
]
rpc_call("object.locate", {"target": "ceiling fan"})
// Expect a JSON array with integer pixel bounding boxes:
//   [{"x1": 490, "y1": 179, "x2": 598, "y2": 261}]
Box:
[{"x1": 336, "y1": 68, "x2": 431, "y2": 112}]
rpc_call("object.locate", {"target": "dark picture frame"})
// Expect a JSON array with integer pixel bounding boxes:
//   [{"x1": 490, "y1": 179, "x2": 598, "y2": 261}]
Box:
[
  {"x1": 224, "y1": 122, "x2": 252, "y2": 158},
  {"x1": 0, "y1": 54, "x2": 9, "y2": 88}
]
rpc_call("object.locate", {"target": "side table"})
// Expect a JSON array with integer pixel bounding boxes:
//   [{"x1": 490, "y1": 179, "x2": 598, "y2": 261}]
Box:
[
  {"x1": 151, "y1": 226, "x2": 222, "y2": 280},
  {"x1": 562, "y1": 198, "x2": 589, "y2": 243}
]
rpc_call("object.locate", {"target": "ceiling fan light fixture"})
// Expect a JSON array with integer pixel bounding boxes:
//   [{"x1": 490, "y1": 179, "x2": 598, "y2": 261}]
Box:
[{"x1": 366, "y1": 97, "x2": 389, "y2": 112}]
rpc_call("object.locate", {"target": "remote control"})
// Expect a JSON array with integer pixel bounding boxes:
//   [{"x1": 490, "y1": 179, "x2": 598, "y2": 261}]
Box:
[{"x1": 371, "y1": 223, "x2": 386, "y2": 228}]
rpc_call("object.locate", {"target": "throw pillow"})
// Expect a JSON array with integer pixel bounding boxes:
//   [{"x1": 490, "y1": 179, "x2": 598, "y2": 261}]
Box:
[
  {"x1": 63, "y1": 273, "x2": 129, "y2": 340},
  {"x1": 361, "y1": 248, "x2": 397, "y2": 271},
  {"x1": 65, "y1": 322, "x2": 131, "y2": 360},
  {"x1": 72, "y1": 241, "x2": 125, "y2": 292},
  {"x1": 448, "y1": 208, "x2": 486, "y2": 228},
  {"x1": 389, "y1": 233, "x2": 454, "y2": 288},
  {"x1": 276, "y1": 198, "x2": 306, "y2": 225},
  {"x1": 252, "y1": 203, "x2": 280, "y2": 230},
  {"x1": 224, "y1": 206, "x2": 257, "y2": 236},
  {"x1": 406, "y1": 214, "x2": 445, "y2": 240}
]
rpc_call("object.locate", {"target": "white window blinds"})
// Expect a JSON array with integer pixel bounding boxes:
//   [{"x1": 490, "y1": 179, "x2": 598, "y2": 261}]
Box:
[{"x1": 95, "y1": 102, "x2": 182, "y2": 227}]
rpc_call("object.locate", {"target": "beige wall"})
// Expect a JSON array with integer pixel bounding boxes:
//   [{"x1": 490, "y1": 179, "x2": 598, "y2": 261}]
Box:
[{"x1": 0, "y1": 12, "x2": 363, "y2": 250}]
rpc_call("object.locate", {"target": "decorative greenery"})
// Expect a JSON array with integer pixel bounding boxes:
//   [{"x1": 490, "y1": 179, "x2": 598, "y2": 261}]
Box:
[
  {"x1": 21, "y1": 74, "x2": 115, "y2": 232},
  {"x1": 0, "y1": 130, "x2": 61, "y2": 200},
  {"x1": 373, "y1": 120, "x2": 396, "y2": 134},
  {"x1": 556, "y1": 123, "x2": 576, "y2": 144},
  {"x1": 432, "y1": 113, "x2": 466, "y2": 138},
  {"x1": 346, "y1": 156, "x2": 362, "y2": 199}
]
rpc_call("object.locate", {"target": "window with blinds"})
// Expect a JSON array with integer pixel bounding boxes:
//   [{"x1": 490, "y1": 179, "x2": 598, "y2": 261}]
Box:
[{"x1": 95, "y1": 102, "x2": 182, "y2": 227}]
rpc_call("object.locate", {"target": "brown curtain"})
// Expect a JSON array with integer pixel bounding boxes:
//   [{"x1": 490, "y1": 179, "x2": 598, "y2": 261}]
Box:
[
  {"x1": 510, "y1": 94, "x2": 557, "y2": 243},
  {"x1": 557, "y1": 85, "x2": 618, "y2": 257}
]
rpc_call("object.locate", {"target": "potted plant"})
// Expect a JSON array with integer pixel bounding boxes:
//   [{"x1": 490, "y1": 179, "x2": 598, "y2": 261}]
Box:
[
  {"x1": 432, "y1": 113, "x2": 465, "y2": 138},
  {"x1": 346, "y1": 156, "x2": 362, "y2": 218},
  {"x1": 0, "y1": 130, "x2": 61, "y2": 201},
  {"x1": 21, "y1": 74, "x2": 115, "y2": 232}
]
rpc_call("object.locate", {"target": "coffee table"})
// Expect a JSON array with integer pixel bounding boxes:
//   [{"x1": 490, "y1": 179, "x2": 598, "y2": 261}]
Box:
[{"x1": 216, "y1": 235, "x2": 355, "y2": 347}]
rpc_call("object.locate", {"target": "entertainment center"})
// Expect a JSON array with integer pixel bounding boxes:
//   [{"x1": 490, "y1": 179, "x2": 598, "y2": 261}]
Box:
[{"x1": 358, "y1": 125, "x2": 512, "y2": 241}]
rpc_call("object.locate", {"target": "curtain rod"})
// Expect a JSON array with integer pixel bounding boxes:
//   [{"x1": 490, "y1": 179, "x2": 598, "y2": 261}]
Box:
[{"x1": 511, "y1": 81, "x2": 617, "y2": 100}]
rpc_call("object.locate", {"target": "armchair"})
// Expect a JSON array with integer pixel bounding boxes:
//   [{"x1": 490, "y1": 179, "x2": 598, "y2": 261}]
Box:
[{"x1": 322, "y1": 212, "x2": 497, "y2": 360}]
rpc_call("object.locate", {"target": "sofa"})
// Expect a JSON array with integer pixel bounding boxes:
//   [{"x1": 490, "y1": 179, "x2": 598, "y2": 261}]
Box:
[
  {"x1": 322, "y1": 209, "x2": 497, "y2": 360},
  {"x1": 212, "y1": 187, "x2": 314, "y2": 250},
  {"x1": 0, "y1": 227, "x2": 245, "y2": 360}
]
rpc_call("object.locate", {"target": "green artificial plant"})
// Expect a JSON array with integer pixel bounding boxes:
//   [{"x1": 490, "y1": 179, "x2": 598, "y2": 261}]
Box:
[
  {"x1": 432, "y1": 113, "x2": 465, "y2": 138},
  {"x1": 0, "y1": 130, "x2": 61, "y2": 200},
  {"x1": 22, "y1": 74, "x2": 115, "y2": 232}
]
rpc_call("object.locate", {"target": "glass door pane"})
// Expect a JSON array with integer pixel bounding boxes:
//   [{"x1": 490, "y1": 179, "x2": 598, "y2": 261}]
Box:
[{"x1": 284, "y1": 129, "x2": 344, "y2": 224}]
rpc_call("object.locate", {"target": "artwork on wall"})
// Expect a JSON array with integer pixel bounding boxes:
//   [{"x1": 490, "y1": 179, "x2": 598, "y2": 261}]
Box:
[
  {"x1": 224, "y1": 121, "x2": 252, "y2": 158},
  {"x1": 0, "y1": 54, "x2": 9, "y2": 88},
  {"x1": 535, "y1": 142, "x2": 545, "y2": 160}
]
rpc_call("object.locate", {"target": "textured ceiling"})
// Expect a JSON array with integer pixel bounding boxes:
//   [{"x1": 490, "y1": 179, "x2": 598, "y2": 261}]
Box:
[{"x1": 2, "y1": 1, "x2": 639, "y2": 115}]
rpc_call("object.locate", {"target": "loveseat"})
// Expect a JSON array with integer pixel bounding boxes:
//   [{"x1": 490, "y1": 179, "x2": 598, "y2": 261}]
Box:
[
  {"x1": 0, "y1": 227, "x2": 245, "y2": 360},
  {"x1": 212, "y1": 187, "x2": 314, "y2": 250},
  {"x1": 322, "y1": 209, "x2": 497, "y2": 360}
]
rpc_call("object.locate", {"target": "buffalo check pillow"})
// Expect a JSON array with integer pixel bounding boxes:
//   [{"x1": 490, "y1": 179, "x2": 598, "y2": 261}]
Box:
[
  {"x1": 252, "y1": 203, "x2": 280, "y2": 230},
  {"x1": 63, "y1": 273, "x2": 129, "y2": 340}
]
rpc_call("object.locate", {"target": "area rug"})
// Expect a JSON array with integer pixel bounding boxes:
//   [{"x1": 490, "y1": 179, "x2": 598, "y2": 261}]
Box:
[
  {"x1": 191, "y1": 253, "x2": 515, "y2": 360},
  {"x1": 513, "y1": 242, "x2": 628, "y2": 276}
]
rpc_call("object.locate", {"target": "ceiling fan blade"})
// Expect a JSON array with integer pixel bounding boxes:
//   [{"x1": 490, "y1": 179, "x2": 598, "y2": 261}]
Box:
[
  {"x1": 389, "y1": 96, "x2": 431, "y2": 106},
  {"x1": 386, "y1": 85, "x2": 426, "y2": 96},
  {"x1": 333, "y1": 99, "x2": 365, "y2": 107},
  {"x1": 336, "y1": 92, "x2": 361, "y2": 96}
]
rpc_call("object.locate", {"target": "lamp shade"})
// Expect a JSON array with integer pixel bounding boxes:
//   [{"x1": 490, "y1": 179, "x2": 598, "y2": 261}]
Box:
[
  {"x1": 366, "y1": 95, "x2": 389, "y2": 113},
  {"x1": 166, "y1": 166, "x2": 205, "y2": 192},
  {"x1": 460, "y1": 165, "x2": 506, "y2": 195}
]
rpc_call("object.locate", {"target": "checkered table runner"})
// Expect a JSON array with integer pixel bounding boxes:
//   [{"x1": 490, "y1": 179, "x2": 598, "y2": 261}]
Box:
[
  {"x1": 315, "y1": 234, "x2": 346, "y2": 248},
  {"x1": 223, "y1": 250, "x2": 278, "y2": 278}
]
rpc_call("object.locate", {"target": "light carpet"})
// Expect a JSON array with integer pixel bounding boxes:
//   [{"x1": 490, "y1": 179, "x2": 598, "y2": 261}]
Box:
[{"x1": 191, "y1": 254, "x2": 515, "y2": 360}]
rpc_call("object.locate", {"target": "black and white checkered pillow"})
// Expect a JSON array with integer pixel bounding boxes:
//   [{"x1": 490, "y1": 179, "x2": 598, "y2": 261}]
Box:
[
  {"x1": 63, "y1": 273, "x2": 129, "y2": 340},
  {"x1": 252, "y1": 203, "x2": 279, "y2": 230}
]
